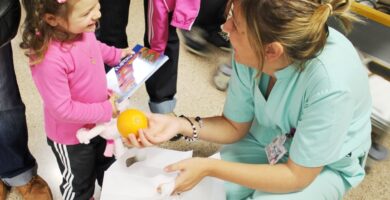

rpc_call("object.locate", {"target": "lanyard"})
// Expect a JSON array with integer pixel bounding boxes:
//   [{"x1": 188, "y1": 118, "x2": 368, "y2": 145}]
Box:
[{"x1": 286, "y1": 128, "x2": 296, "y2": 139}]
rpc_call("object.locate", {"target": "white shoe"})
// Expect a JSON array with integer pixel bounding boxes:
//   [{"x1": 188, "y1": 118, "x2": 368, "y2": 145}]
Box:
[{"x1": 213, "y1": 64, "x2": 232, "y2": 91}]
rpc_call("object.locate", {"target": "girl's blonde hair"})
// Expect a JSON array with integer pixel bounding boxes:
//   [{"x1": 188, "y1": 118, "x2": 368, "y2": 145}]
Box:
[
  {"x1": 228, "y1": 0, "x2": 358, "y2": 70},
  {"x1": 19, "y1": 0, "x2": 74, "y2": 64}
]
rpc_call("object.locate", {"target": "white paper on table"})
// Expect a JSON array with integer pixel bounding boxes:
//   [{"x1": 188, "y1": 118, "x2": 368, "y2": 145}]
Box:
[
  {"x1": 101, "y1": 147, "x2": 190, "y2": 200},
  {"x1": 101, "y1": 148, "x2": 225, "y2": 200},
  {"x1": 178, "y1": 153, "x2": 226, "y2": 200}
]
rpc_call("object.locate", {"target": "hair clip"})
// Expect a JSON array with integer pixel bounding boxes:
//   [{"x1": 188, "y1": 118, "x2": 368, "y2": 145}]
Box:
[
  {"x1": 325, "y1": 3, "x2": 333, "y2": 15},
  {"x1": 35, "y1": 28, "x2": 41, "y2": 37},
  {"x1": 57, "y1": 0, "x2": 67, "y2": 3}
]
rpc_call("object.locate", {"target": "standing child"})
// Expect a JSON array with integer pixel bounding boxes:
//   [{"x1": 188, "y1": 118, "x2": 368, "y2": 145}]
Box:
[{"x1": 19, "y1": 0, "x2": 132, "y2": 199}]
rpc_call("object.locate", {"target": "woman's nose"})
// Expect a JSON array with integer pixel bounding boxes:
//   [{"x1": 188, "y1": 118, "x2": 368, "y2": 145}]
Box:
[{"x1": 222, "y1": 18, "x2": 232, "y2": 34}]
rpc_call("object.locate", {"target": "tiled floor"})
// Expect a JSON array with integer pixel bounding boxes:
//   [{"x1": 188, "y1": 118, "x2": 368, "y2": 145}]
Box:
[{"x1": 5, "y1": 1, "x2": 390, "y2": 199}]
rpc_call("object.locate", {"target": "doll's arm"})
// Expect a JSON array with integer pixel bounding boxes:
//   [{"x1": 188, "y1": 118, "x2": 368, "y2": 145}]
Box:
[{"x1": 77, "y1": 123, "x2": 109, "y2": 144}]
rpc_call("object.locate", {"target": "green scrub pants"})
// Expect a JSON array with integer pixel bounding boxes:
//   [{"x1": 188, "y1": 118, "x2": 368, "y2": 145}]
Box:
[{"x1": 220, "y1": 133, "x2": 350, "y2": 200}]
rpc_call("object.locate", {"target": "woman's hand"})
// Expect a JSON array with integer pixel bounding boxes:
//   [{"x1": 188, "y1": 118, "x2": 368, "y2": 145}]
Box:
[
  {"x1": 122, "y1": 113, "x2": 181, "y2": 147},
  {"x1": 121, "y1": 129, "x2": 154, "y2": 148},
  {"x1": 162, "y1": 157, "x2": 211, "y2": 195},
  {"x1": 121, "y1": 47, "x2": 134, "y2": 59},
  {"x1": 143, "y1": 113, "x2": 182, "y2": 143}
]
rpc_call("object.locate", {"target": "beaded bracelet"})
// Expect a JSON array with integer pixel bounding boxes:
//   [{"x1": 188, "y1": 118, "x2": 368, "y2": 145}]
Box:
[
  {"x1": 179, "y1": 115, "x2": 198, "y2": 141},
  {"x1": 195, "y1": 116, "x2": 203, "y2": 128}
]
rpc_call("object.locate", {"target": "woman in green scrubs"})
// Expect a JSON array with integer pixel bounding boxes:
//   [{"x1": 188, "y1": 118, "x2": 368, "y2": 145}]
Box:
[{"x1": 126, "y1": 0, "x2": 372, "y2": 199}]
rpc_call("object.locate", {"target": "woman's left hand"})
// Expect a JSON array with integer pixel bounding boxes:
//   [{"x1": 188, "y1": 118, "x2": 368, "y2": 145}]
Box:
[
  {"x1": 163, "y1": 157, "x2": 211, "y2": 195},
  {"x1": 122, "y1": 113, "x2": 181, "y2": 148},
  {"x1": 121, "y1": 47, "x2": 134, "y2": 59}
]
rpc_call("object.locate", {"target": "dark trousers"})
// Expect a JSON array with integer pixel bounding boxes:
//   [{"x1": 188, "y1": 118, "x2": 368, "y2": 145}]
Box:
[
  {"x1": 195, "y1": 0, "x2": 228, "y2": 33},
  {"x1": 97, "y1": 0, "x2": 131, "y2": 72},
  {"x1": 48, "y1": 137, "x2": 115, "y2": 200},
  {"x1": 97, "y1": 0, "x2": 179, "y2": 104},
  {"x1": 0, "y1": 43, "x2": 36, "y2": 178},
  {"x1": 143, "y1": 0, "x2": 179, "y2": 103},
  {"x1": 96, "y1": 0, "x2": 131, "y2": 48}
]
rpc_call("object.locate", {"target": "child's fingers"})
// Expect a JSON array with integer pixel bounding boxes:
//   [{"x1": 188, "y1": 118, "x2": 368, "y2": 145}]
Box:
[
  {"x1": 125, "y1": 49, "x2": 134, "y2": 55},
  {"x1": 138, "y1": 129, "x2": 154, "y2": 147},
  {"x1": 128, "y1": 133, "x2": 142, "y2": 148},
  {"x1": 121, "y1": 137, "x2": 133, "y2": 148}
]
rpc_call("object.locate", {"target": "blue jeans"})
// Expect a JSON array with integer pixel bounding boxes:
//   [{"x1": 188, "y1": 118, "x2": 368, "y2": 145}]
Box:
[{"x1": 0, "y1": 43, "x2": 37, "y2": 186}]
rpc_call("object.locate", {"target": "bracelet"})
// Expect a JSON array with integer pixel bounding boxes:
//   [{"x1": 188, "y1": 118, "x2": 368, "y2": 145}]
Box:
[
  {"x1": 195, "y1": 116, "x2": 203, "y2": 128},
  {"x1": 179, "y1": 115, "x2": 198, "y2": 141}
]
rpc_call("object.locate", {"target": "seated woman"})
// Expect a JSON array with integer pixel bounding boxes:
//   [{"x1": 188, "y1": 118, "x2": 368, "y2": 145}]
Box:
[{"x1": 125, "y1": 0, "x2": 372, "y2": 199}]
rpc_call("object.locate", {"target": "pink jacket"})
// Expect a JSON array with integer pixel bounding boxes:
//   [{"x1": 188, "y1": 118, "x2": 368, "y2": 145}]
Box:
[
  {"x1": 31, "y1": 32, "x2": 122, "y2": 145},
  {"x1": 147, "y1": 0, "x2": 200, "y2": 53}
]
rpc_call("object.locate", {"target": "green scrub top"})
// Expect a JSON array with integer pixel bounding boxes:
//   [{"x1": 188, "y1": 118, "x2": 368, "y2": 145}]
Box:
[{"x1": 223, "y1": 28, "x2": 372, "y2": 187}]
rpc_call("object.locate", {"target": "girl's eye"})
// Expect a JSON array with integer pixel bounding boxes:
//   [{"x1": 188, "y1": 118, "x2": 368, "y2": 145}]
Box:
[{"x1": 82, "y1": 11, "x2": 90, "y2": 17}]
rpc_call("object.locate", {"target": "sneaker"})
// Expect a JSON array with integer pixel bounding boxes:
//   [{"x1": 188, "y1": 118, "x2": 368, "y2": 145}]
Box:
[
  {"x1": 369, "y1": 142, "x2": 389, "y2": 160},
  {"x1": 0, "y1": 180, "x2": 9, "y2": 200},
  {"x1": 166, "y1": 112, "x2": 183, "y2": 141},
  {"x1": 16, "y1": 175, "x2": 53, "y2": 200},
  {"x1": 181, "y1": 27, "x2": 209, "y2": 57},
  {"x1": 205, "y1": 30, "x2": 232, "y2": 52},
  {"x1": 213, "y1": 64, "x2": 232, "y2": 91}
]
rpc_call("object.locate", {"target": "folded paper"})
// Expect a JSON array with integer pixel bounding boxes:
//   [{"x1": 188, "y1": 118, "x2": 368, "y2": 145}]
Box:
[{"x1": 101, "y1": 147, "x2": 225, "y2": 200}]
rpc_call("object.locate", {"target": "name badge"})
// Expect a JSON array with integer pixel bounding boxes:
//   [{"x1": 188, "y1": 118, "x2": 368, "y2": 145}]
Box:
[{"x1": 265, "y1": 135, "x2": 287, "y2": 165}]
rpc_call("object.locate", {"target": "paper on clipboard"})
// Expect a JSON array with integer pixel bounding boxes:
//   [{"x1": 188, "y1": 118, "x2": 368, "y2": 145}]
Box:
[{"x1": 106, "y1": 44, "x2": 168, "y2": 103}]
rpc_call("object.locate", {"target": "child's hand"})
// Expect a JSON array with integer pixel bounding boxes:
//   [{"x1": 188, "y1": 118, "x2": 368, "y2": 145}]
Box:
[
  {"x1": 109, "y1": 93, "x2": 119, "y2": 118},
  {"x1": 121, "y1": 47, "x2": 134, "y2": 59}
]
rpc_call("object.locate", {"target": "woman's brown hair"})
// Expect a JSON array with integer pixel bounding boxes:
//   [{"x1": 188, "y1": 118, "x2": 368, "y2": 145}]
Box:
[
  {"x1": 227, "y1": 0, "x2": 358, "y2": 70},
  {"x1": 19, "y1": 0, "x2": 74, "y2": 64}
]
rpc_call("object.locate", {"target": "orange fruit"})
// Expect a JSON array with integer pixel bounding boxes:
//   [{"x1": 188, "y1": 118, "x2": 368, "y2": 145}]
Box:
[{"x1": 117, "y1": 109, "x2": 148, "y2": 138}]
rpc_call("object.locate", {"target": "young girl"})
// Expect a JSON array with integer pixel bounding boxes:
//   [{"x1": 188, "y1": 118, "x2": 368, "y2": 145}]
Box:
[
  {"x1": 128, "y1": 0, "x2": 372, "y2": 199},
  {"x1": 20, "y1": 0, "x2": 132, "y2": 199}
]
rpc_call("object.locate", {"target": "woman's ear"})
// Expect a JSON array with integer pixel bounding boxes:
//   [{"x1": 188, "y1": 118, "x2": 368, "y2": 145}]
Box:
[
  {"x1": 264, "y1": 42, "x2": 284, "y2": 62},
  {"x1": 43, "y1": 13, "x2": 59, "y2": 27}
]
